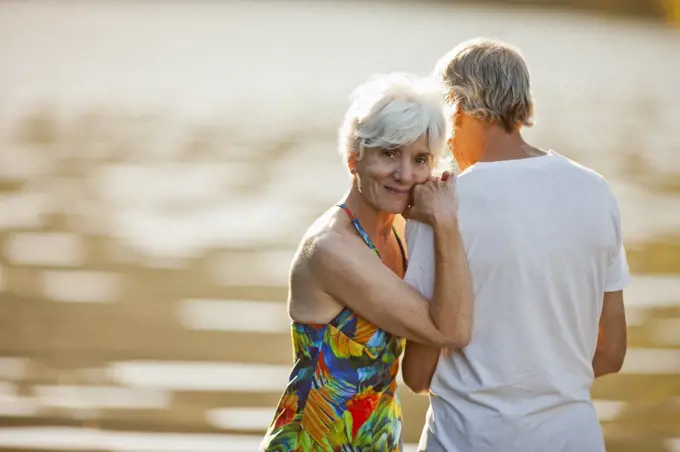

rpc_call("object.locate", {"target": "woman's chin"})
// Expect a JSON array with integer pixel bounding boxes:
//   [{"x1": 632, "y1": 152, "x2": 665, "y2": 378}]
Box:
[{"x1": 379, "y1": 200, "x2": 409, "y2": 215}]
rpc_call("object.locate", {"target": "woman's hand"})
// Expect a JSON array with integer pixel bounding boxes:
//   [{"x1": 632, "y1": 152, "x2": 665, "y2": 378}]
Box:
[{"x1": 404, "y1": 171, "x2": 458, "y2": 226}]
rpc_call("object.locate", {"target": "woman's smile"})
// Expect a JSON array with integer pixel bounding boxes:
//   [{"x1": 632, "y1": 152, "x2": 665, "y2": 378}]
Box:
[{"x1": 384, "y1": 185, "x2": 411, "y2": 196}]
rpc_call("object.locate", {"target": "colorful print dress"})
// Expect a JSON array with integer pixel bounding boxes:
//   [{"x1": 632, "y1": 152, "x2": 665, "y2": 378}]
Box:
[{"x1": 260, "y1": 204, "x2": 407, "y2": 452}]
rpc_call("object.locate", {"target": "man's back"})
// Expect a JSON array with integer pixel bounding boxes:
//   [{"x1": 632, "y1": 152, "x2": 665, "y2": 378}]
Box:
[{"x1": 405, "y1": 150, "x2": 630, "y2": 451}]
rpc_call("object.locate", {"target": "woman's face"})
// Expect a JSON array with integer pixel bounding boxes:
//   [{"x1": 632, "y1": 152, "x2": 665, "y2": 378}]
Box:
[{"x1": 353, "y1": 135, "x2": 434, "y2": 214}]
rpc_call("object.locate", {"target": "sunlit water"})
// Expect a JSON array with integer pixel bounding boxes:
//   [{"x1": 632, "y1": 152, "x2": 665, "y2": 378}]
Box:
[{"x1": 0, "y1": 1, "x2": 679, "y2": 450}]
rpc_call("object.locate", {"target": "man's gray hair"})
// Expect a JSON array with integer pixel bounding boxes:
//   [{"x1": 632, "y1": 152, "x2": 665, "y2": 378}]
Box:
[
  {"x1": 338, "y1": 72, "x2": 448, "y2": 163},
  {"x1": 435, "y1": 38, "x2": 534, "y2": 132}
]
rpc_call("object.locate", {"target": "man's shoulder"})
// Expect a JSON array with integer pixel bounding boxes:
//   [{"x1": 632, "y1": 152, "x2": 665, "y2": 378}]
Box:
[
  {"x1": 457, "y1": 151, "x2": 609, "y2": 184},
  {"x1": 454, "y1": 151, "x2": 619, "y2": 211},
  {"x1": 405, "y1": 219, "x2": 433, "y2": 247},
  {"x1": 549, "y1": 153, "x2": 620, "y2": 208},
  {"x1": 549, "y1": 151, "x2": 609, "y2": 185}
]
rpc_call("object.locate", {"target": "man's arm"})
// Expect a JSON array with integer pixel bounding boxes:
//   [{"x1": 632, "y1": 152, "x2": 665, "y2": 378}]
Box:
[
  {"x1": 400, "y1": 220, "x2": 448, "y2": 393},
  {"x1": 593, "y1": 205, "x2": 630, "y2": 378},
  {"x1": 402, "y1": 340, "x2": 441, "y2": 394},
  {"x1": 593, "y1": 290, "x2": 627, "y2": 377}
]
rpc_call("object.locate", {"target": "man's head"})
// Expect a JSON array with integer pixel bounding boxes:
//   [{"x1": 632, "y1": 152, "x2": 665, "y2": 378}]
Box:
[{"x1": 435, "y1": 38, "x2": 534, "y2": 169}]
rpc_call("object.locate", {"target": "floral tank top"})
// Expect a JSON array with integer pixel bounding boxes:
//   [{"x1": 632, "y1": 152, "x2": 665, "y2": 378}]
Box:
[{"x1": 260, "y1": 204, "x2": 407, "y2": 451}]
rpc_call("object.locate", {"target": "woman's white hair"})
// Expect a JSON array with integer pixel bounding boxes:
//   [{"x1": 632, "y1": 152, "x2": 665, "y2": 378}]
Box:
[
  {"x1": 435, "y1": 38, "x2": 534, "y2": 132},
  {"x1": 338, "y1": 72, "x2": 448, "y2": 165}
]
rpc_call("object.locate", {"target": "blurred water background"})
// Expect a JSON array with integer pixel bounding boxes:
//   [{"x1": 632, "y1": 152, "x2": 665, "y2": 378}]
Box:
[{"x1": 0, "y1": 1, "x2": 679, "y2": 451}]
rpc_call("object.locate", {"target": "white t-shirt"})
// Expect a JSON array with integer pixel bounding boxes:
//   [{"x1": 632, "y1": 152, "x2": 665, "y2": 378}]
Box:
[{"x1": 404, "y1": 150, "x2": 630, "y2": 452}]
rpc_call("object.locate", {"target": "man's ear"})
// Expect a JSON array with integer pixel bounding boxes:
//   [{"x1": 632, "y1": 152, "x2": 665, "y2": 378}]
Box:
[
  {"x1": 525, "y1": 103, "x2": 535, "y2": 127},
  {"x1": 347, "y1": 153, "x2": 358, "y2": 174},
  {"x1": 453, "y1": 102, "x2": 465, "y2": 126}
]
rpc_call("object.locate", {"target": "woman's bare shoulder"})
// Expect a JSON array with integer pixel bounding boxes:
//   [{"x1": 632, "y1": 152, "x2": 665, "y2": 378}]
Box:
[
  {"x1": 299, "y1": 219, "x2": 344, "y2": 258},
  {"x1": 293, "y1": 207, "x2": 364, "y2": 274}
]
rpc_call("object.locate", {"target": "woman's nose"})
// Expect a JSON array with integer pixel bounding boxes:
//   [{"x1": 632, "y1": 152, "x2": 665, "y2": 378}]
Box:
[{"x1": 394, "y1": 161, "x2": 413, "y2": 184}]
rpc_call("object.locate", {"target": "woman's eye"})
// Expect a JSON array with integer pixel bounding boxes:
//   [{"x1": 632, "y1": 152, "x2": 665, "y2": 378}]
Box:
[
  {"x1": 382, "y1": 150, "x2": 396, "y2": 158},
  {"x1": 415, "y1": 156, "x2": 429, "y2": 165}
]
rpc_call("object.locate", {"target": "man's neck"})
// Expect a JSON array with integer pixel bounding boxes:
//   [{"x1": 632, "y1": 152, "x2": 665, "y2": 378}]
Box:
[{"x1": 464, "y1": 122, "x2": 545, "y2": 164}]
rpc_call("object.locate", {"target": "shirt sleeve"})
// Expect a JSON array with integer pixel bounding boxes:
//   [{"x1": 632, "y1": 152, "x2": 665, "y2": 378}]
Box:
[
  {"x1": 404, "y1": 219, "x2": 436, "y2": 300},
  {"x1": 605, "y1": 243, "x2": 631, "y2": 292},
  {"x1": 604, "y1": 197, "x2": 631, "y2": 292}
]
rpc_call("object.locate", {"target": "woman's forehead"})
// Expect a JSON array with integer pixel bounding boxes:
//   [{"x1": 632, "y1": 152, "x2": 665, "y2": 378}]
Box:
[{"x1": 401, "y1": 136, "x2": 432, "y2": 154}]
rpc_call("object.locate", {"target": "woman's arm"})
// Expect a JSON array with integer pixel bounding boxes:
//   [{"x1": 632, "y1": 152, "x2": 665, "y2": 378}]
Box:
[{"x1": 310, "y1": 176, "x2": 474, "y2": 348}]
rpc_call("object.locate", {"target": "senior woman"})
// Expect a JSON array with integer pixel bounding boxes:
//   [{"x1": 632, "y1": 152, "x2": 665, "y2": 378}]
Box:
[{"x1": 260, "y1": 73, "x2": 474, "y2": 452}]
